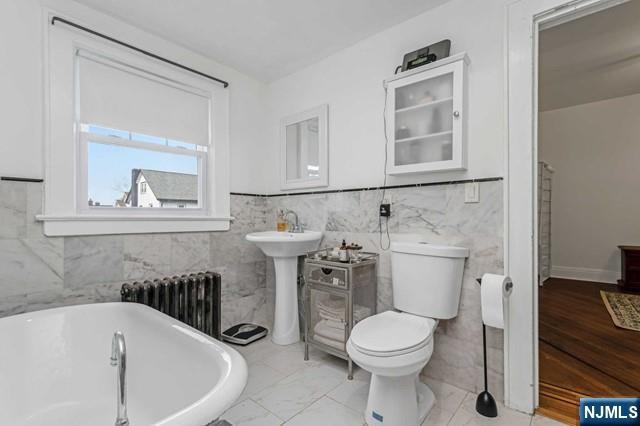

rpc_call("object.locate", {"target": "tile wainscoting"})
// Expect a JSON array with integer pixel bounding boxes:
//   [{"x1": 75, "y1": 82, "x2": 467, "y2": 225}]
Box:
[
  {"x1": 0, "y1": 178, "x2": 504, "y2": 400},
  {"x1": 0, "y1": 180, "x2": 269, "y2": 331},
  {"x1": 266, "y1": 179, "x2": 505, "y2": 400}
]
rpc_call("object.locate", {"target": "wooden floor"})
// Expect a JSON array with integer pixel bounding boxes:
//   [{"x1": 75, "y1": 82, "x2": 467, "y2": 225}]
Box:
[{"x1": 538, "y1": 278, "x2": 640, "y2": 424}]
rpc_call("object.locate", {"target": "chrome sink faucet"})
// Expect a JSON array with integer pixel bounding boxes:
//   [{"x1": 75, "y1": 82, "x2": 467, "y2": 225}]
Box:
[
  {"x1": 284, "y1": 209, "x2": 304, "y2": 233},
  {"x1": 110, "y1": 331, "x2": 129, "y2": 426}
]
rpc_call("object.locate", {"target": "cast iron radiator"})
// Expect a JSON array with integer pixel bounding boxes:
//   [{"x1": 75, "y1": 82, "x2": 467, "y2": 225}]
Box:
[{"x1": 120, "y1": 272, "x2": 221, "y2": 339}]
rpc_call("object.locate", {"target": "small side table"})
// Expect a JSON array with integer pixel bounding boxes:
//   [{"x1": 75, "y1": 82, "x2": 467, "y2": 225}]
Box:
[
  {"x1": 303, "y1": 250, "x2": 378, "y2": 380},
  {"x1": 618, "y1": 245, "x2": 640, "y2": 292}
]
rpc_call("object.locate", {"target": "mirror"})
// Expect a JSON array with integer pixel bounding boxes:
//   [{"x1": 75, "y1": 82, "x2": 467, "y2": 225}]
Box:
[{"x1": 280, "y1": 104, "x2": 328, "y2": 190}]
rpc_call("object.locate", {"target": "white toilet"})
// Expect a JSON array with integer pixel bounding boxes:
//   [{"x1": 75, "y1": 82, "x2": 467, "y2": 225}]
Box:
[{"x1": 346, "y1": 241, "x2": 469, "y2": 426}]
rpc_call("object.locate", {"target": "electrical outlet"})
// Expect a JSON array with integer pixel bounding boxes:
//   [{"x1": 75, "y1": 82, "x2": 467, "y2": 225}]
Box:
[
  {"x1": 465, "y1": 182, "x2": 480, "y2": 203},
  {"x1": 379, "y1": 203, "x2": 391, "y2": 217}
]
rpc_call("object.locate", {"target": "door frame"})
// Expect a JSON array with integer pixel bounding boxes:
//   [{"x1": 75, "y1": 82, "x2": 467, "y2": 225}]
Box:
[{"x1": 504, "y1": 0, "x2": 629, "y2": 413}]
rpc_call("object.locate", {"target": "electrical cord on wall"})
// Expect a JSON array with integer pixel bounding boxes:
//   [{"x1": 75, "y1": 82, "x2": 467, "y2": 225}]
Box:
[{"x1": 379, "y1": 82, "x2": 391, "y2": 250}]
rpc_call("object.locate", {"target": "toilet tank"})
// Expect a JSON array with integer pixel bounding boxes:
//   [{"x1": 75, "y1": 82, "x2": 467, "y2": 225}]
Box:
[{"x1": 391, "y1": 242, "x2": 469, "y2": 319}]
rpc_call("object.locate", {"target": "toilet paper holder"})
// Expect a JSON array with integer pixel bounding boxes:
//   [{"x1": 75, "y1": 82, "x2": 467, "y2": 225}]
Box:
[{"x1": 475, "y1": 277, "x2": 499, "y2": 418}]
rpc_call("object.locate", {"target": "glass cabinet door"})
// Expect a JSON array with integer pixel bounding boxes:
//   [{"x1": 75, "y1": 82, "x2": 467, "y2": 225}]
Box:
[{"x1": 386, "y1": 54, "x2": 467, "y2": 174}]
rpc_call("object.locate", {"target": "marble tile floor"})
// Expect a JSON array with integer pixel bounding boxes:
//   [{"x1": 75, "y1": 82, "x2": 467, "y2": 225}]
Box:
[{"x1": 221, "y1": 338, "x2": 562, "y2": 426}]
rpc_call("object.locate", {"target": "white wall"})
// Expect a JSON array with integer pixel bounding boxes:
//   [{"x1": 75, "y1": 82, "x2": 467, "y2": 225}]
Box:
[
  {"x1": 0, "y1": 1, "x2": 43, "y2": 181},
  {"x1": 3, "y1": 0, "x2": 510, "y2": 195},
  {"x1": 539, "y1": 93, "x2": 640, "y2": 283},
  {"x1": 0, "y1": 0, "x2": 269, "y2": 194},
  {"x1": 265, "y1": 0, "x2": 508, "y2": 193}
]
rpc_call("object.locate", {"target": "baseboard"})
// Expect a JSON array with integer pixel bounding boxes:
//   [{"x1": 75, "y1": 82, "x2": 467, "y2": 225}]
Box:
[
  {"x1": 550, "y1": 266, "x2": 618, "y2": 284},
  {"x1": 538, "y1": 382, "x2": 582, "y2": 425}
]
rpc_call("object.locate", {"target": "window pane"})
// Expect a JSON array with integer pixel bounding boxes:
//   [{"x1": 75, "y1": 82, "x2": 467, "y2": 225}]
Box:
[
  {"x1": 84, "y1": 124, "x2": 129, "y2": 139},
  {"x1": 168, "y1": 139, "x2": 203, "y2": 152},
  {"x1": 87, "y1": 142, "x2": 199, "y2": 208},
  {"x1": 82, "y1": 124, "x2": 206, "y2": 153},
  {"x1": 131, "y1": 132, "x2": 168, "y2": 146}
]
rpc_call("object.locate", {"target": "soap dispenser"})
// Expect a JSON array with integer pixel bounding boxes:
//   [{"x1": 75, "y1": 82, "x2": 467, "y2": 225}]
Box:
[{"x1": 276, "y1": 210, "x2": 287, "y2": 232}]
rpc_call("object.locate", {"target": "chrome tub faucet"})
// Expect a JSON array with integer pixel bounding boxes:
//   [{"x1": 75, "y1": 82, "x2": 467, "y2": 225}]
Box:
[{"x1": 110, "y1": 331, "x2": 129, "y2": 426}]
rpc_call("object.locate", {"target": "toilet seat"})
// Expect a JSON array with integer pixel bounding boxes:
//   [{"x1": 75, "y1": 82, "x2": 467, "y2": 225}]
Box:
[{"x1": 350, "y1": 311, "x2": 436, "y2": 357}]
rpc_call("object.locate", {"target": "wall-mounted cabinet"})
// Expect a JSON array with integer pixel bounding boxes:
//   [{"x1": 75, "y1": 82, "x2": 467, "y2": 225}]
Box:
[{"x1": 385, "y1": 53, "x2": 468, "y2": 174}]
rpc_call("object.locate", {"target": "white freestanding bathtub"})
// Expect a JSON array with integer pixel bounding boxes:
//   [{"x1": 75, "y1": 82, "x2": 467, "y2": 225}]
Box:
[{"x1": 0, "y1": 303, "x2": 247, "y2": 426}]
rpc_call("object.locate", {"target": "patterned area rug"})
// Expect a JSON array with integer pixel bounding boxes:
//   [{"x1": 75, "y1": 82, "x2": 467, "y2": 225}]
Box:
[{"x1": 601, "y1": 291, "x2": 640, "y2": 332}]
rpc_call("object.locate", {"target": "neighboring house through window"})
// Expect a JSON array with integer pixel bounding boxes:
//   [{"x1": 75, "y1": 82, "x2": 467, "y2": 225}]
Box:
[{"x1": 126, "y1": 169, "x2": 198, "y2": 208}]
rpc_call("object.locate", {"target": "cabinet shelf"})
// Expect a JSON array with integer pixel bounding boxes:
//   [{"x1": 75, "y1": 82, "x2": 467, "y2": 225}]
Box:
[
  {"x1": 395, "y1": 97, "x2": 453, "y2": 114},
  {"x1": 395, "y1": 130, "x2": 453, "y2": 144}
]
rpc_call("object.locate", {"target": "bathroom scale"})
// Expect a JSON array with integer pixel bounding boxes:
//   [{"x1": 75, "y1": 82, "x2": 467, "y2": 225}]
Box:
[{"x1": 222, "y1": 323, "x2": 268, "y2": 345}]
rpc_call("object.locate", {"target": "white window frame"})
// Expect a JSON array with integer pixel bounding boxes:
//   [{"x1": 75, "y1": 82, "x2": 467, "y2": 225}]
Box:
[{"x1": 39, "y1": 10, "x2": 230, "y2": 236}]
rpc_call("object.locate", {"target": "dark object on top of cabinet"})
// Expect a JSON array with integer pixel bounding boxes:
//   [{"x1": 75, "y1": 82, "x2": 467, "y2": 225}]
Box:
[
  {"x1": 401, "y1": 40, "x2": 451, "y2": 72},
  {"x1": 618, "y1": 246, "x2": 640, "y2": 292}
]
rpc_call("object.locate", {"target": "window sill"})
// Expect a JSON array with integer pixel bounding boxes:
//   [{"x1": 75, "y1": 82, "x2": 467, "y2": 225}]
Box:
[{"x1": 36, "y1": 215, "x2": 232, "y2": 236}]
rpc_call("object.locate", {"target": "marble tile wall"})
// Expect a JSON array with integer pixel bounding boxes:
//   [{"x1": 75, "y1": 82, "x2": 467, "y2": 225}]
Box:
[
  {"x1": 0, "y1": 180, "x2": 268, "y2": 331},
  {"x1": 266, "y1": 180, "x2": 505, "y2": 400},
  {"x1": 1, "y1": 178, "x2": 505, "y2": 399}
]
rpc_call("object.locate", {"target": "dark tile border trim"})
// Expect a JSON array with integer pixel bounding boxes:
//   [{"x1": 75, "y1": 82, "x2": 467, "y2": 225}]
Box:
[
  {"x1": 4, "y1": 176, "x2": 502, "y2": 196},
  {"x1": 231, "y1": 176, "x2": 503, "y2": 198},
  {"x1": 229, "y1": 192, "x2": 266, "y2": 197},
  {"x1": 1, "y1": 176, "x2": 44, "y2": 183}
]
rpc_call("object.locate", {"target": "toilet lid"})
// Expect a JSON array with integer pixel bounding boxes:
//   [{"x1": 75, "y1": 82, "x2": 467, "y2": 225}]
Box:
[{"x1": 350, "y1": 311, "x2": 435, "y2": 356}]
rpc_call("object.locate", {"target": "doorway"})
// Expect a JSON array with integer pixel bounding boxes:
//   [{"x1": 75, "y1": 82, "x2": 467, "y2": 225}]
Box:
[
  {"x1": 505, "y1": 0, "x2": 640, "y2": 417},
  {"x1": 536, "y1": 1, "x2": 640, "y2": 422}
]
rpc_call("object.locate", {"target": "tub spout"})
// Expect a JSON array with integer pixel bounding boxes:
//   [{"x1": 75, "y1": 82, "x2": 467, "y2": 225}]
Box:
[{"x1": 110, "y1": 331, "x2": 129, "y2": 426}]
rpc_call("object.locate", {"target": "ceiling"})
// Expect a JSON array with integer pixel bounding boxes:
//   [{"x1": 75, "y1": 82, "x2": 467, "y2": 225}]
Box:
[
  {"x1": 539, "y1": 0, "x2": 640, "y2": 111},
  {"x1": 74, "y1": 0, "x2": 451, "y2": 82}
]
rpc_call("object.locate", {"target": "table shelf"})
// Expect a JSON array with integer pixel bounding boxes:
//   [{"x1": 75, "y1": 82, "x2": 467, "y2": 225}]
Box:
[{"x1": 303, "y1": 250, "x2": 378, "y2": 380}]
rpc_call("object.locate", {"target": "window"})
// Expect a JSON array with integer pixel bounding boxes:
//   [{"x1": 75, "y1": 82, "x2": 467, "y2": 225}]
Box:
[
  {"x1": 81, "y1": 124, "x2": 204, "y2": 210},
  {"x1": 76, "y1": 50, "x2": 210, "y2": 213},
  {"x1": 41, "y1": 19, "x2": 230, "y2": 236}
]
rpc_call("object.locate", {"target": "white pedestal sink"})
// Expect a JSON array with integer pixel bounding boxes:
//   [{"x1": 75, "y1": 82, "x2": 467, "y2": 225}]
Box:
[{"x1": 246, "y1": 231, "x2": 322, "y2": 345}]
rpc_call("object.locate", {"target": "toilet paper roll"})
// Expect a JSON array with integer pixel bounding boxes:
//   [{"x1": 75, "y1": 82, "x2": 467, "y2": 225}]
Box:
[{"x1": 480, "y1": 273, "x2": 513, "y2": 329}]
